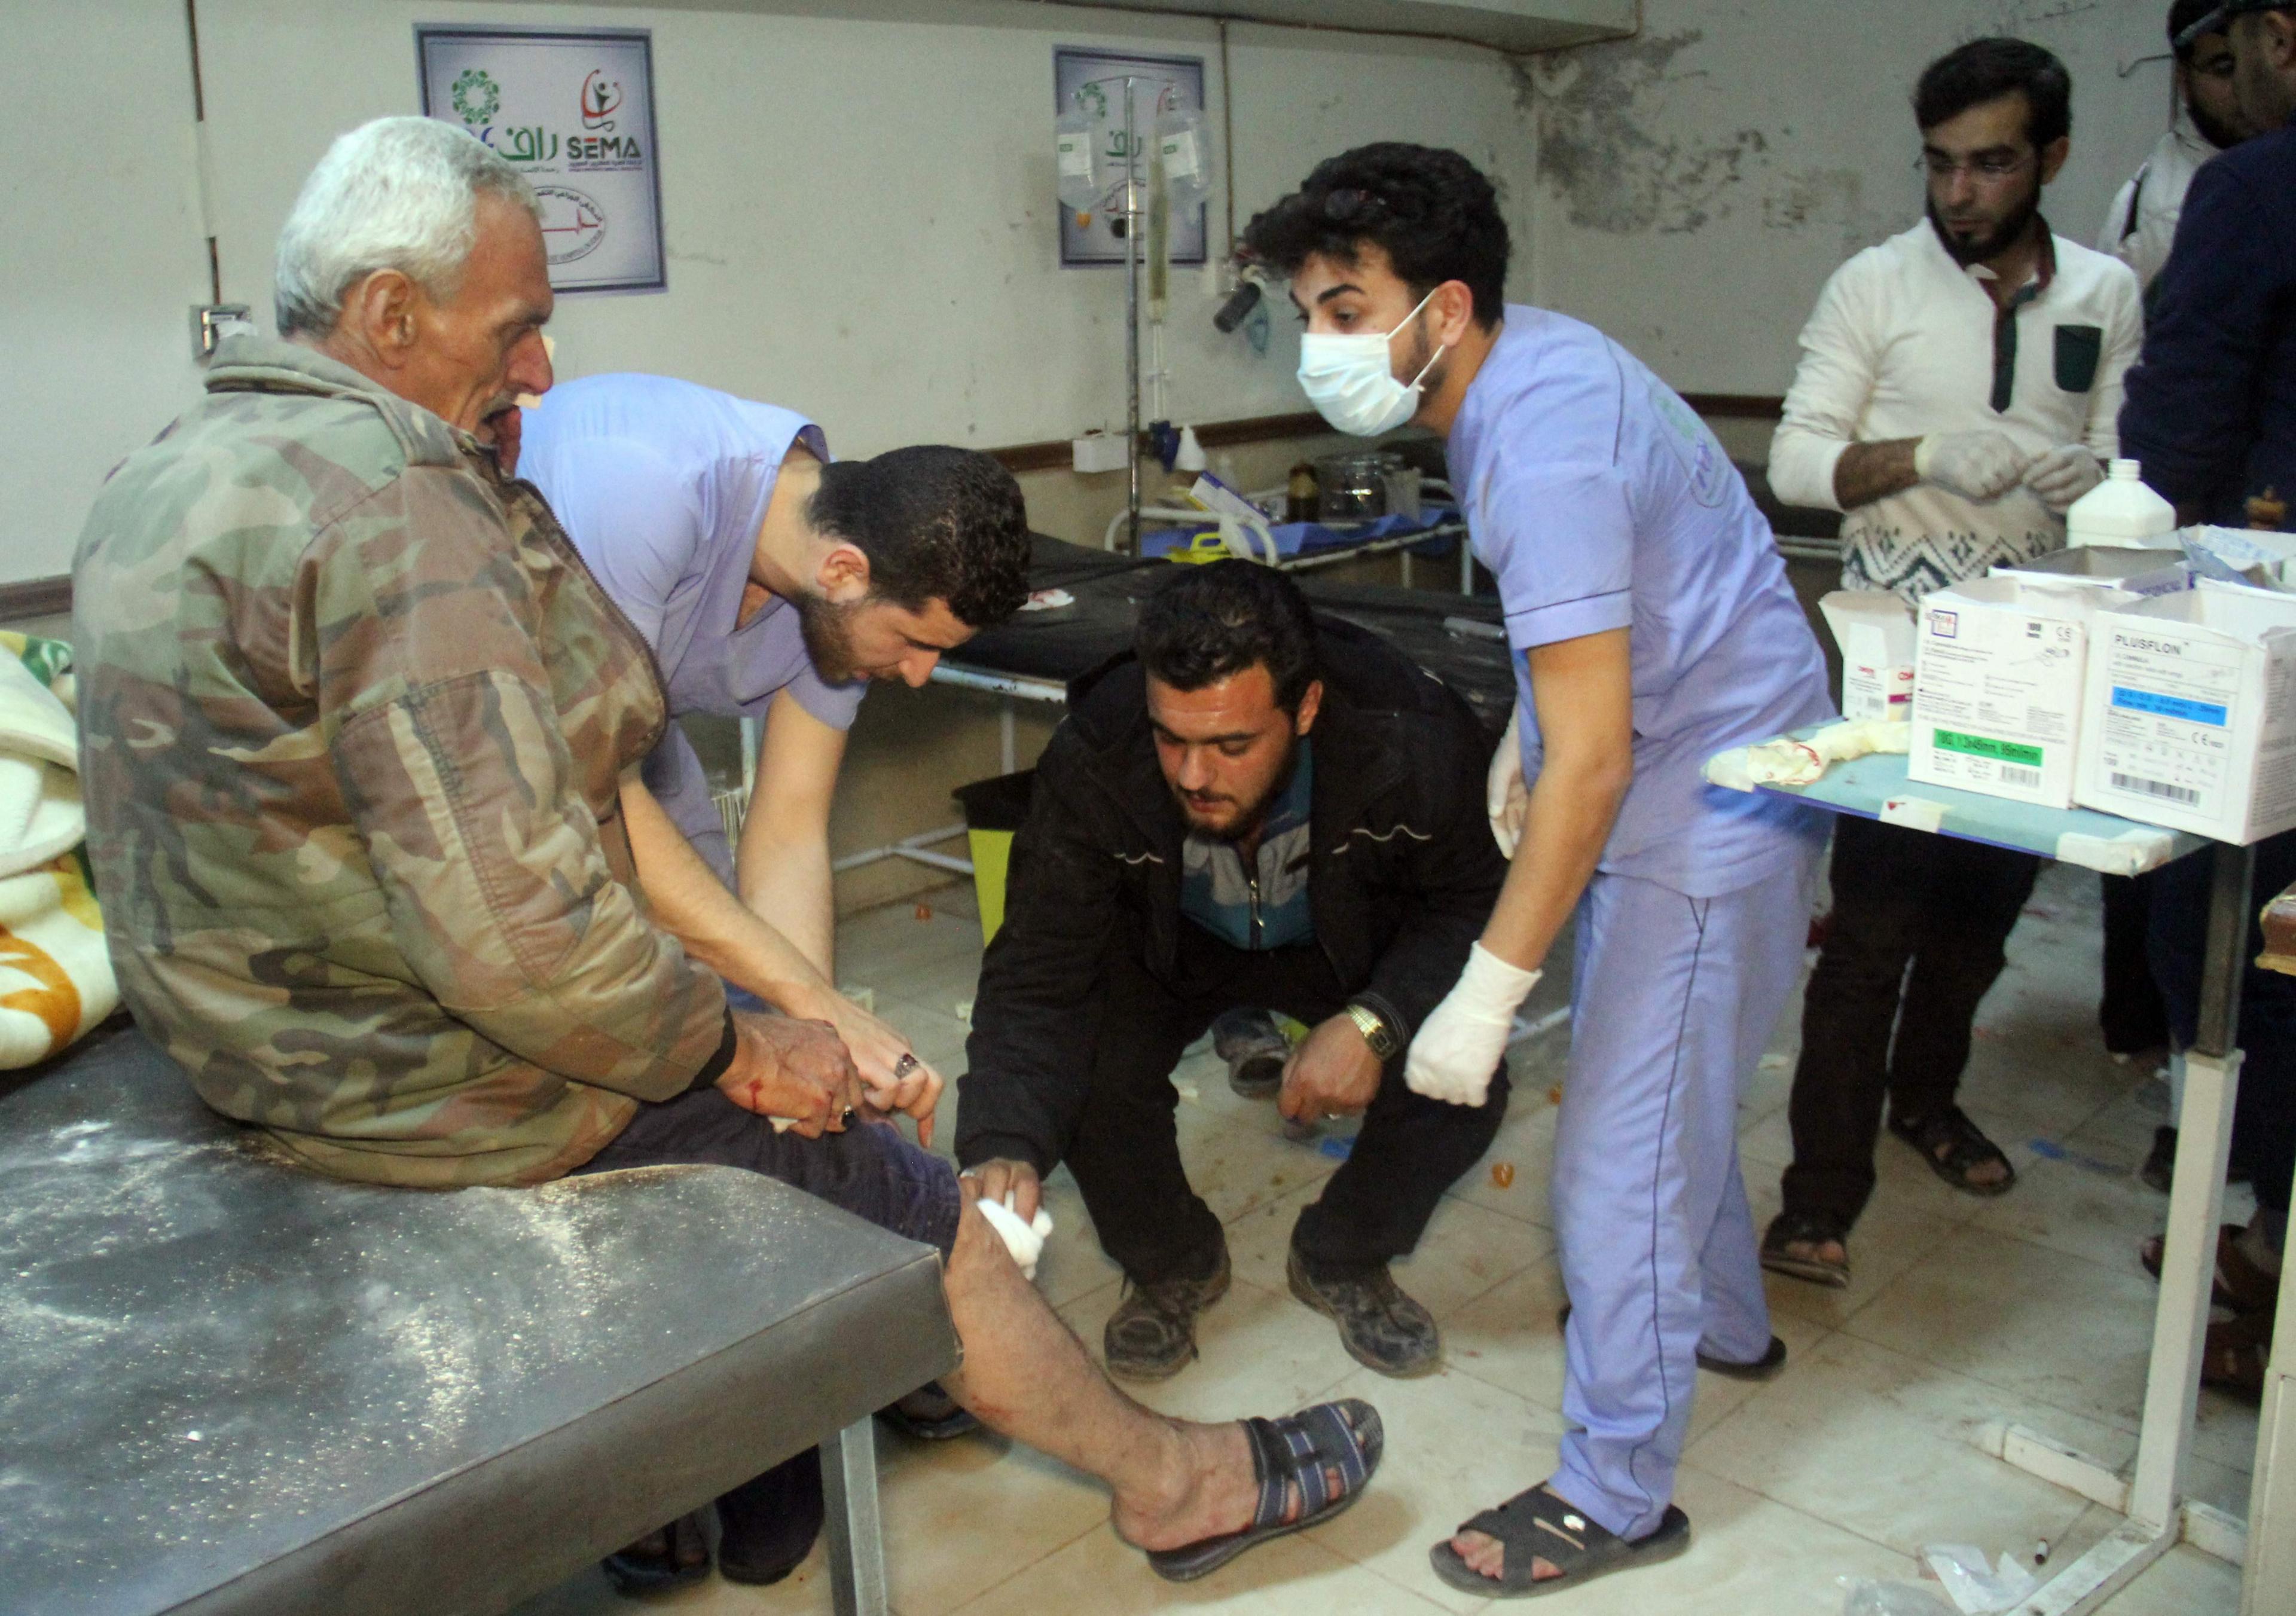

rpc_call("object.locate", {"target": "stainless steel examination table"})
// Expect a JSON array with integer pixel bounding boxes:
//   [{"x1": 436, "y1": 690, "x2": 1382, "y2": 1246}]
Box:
[{"x1": 0, "y1": 1024, "x2": 958, "y2": 1616}]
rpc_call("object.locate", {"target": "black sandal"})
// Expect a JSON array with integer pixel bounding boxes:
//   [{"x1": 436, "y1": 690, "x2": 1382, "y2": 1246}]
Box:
[
  {"x1": 1429, "y1": 1481, "x2": 1690, "y2": 1597},
  {"x1": 602, "y1": 1508, "x2": 712, "y2": 1595},
  {"x1": 876, "y1": 1379, "x2": 982, "y2": 1442},
  {"x1": 1761, "y1": 1209, "x2": 1851, "y2": 1288},
  {"x1": 1141, "y1": 1398, "x2": 1383, "y2": 1582},
  {"x1": 1889, "y1": 1105, "x2": 2016, "y2": 1196}
]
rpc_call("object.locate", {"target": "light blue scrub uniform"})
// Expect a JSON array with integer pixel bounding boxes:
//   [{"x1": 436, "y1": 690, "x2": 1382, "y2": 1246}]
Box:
[
  {"x1": 1449, "y1": 306, "x2": 1834, "y2": 1540},
  {"x1": 519, "y1": 375, "x2": 866, "y2": 886}
]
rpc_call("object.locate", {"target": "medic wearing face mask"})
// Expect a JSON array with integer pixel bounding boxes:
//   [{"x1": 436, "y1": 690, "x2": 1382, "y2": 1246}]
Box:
[{"x1": 1248, "y1": 145, "x2": 1833, "y2": 1599}]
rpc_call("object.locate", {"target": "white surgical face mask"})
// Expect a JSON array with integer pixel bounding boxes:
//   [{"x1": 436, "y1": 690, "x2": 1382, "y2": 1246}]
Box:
[{"x1": 1296, "y1": 288, "x2": 1446, "y2": 437}]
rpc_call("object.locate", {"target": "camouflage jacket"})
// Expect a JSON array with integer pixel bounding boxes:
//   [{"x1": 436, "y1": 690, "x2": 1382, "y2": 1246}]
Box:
[{"x1": 72, "y1": 334, "x2": 729, "y2": 1187}]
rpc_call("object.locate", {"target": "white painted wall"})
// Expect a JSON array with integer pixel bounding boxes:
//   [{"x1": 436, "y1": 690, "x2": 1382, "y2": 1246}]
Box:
[
  {"x1": 190, "y1": 2, "x2": 1537, "y2": 468},
  {"x1": 1523, "y1": 0, "x2": 2187, "y2": 393},
  {"x1": 1, "y1": 0, "x2": 1540, "y2": 584},
  {"x1": 3, "y1": 0, "x2": 2203, "y2": 585},
  {"x1": 1, "y1": 0, "x2": 209, "y2": 587}
]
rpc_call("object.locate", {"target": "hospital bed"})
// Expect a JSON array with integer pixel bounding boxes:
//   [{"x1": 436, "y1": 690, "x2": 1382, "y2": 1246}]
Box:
[{"x1": 0, "y1": 1023, "x2": 956, "y2": 1616}]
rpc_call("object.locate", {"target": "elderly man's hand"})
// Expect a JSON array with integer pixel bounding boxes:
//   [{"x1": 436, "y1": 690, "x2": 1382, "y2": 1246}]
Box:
[
  {"x1": 1279, "y1": 1013, "x2": 1385, "y2": 1128},
  {"x1": 716, "y1": 1011, "x2": 865, "y2": 1137}
]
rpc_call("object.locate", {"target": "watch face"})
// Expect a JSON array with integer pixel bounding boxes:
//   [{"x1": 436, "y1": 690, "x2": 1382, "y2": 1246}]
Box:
[{"x1": 1351, "y1": 1004, "x2": 1396, "y2": 1057}]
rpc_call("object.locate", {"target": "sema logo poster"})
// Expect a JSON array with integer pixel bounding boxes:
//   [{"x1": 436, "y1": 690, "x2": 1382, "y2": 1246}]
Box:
[{"x1": 417, "y1": 27, "x2": 665, "y2": 294}]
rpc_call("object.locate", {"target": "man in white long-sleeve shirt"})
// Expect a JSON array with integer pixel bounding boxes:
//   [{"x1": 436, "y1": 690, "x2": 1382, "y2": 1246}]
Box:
[
  {"x1": 1761, "y1": 40, "x2": 2144, "y2": 1290},
  {"x1": 2097, "y1": 0, "x2": 2254, "y2": 297},
  {"x1": 1769, "y1": 54, "x2": 2142, "y2": 600}
]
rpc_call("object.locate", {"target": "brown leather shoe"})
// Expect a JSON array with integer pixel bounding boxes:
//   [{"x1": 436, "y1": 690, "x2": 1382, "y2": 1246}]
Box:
[{"x1": 1104, "y1": 1247, "x2": 1231, "y2": 1380}]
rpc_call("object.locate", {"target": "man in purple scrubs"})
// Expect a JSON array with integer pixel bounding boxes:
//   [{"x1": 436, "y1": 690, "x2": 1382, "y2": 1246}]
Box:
[
  {"x1": 518, "y1": 374, "x2": 1033, "y2": 1587},
  {"x1": 521, "y1": 374, "x2": 1031, "y2": 1102},
  {"x1": 1248, "y1": 144, "x2": 1832, "y2": 1599}
]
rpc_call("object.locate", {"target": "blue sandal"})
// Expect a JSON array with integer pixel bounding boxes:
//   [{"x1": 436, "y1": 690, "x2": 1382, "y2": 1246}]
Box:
[{"x1": 1143, "y1": 1399, "x2": 1383, "y2": 1582}]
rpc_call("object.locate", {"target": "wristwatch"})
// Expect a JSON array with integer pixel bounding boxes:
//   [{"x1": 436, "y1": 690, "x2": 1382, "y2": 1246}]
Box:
[{"x1": 1344, "y1": 1000, "x2": 1402, "y2": 1061}]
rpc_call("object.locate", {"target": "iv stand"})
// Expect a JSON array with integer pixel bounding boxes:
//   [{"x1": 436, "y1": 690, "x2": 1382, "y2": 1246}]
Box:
[{"x1": 1121, "y1": 77, "x2": 1143, "y2": 554}]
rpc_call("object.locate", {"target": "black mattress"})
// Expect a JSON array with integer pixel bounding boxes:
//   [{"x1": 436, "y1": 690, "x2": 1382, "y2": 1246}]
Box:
[{"x1": 956, "y1": 534, "x2": 1516, "y2": 737}]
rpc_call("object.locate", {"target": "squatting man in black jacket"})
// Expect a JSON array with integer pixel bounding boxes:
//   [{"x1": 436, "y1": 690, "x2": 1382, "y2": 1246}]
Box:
[{"x1": 957, "y1": 561, "x2": 1509, "y2": 1379}]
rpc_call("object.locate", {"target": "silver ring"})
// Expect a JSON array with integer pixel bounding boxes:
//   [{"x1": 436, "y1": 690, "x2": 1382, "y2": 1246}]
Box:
[{"x1": 893, "y1": 1052, "x2": 921, "y2": 1079}]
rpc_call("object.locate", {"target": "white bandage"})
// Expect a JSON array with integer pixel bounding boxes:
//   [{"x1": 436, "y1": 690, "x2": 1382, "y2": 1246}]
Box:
[
  {"x1": 1405, "y1": 942, "x2": 1541, "y2": 1107},
  {"x1": 1488, "y1": 709, "x2": 1529, "y2": 859},
  {"x1": 975, "y1": 1193, "x2": 1055, "y2": 1281},
  {"x1": 1706, "y1": 720, "x2": 1908, "y2": 792}
]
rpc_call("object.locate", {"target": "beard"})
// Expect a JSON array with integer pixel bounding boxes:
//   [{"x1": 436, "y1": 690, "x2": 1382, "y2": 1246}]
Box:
[
  {"x1": 793, "y1": 592, "x2": 862, "y2": 683},
  {"x1": 1169, "y1": 741, "x2": 1298, "y2": 844},
  {"x1": 2190, "y1": 95, "x2": 2248, "y2": 151},
  {"x1": 1926, "y1": 187, "x2": 2042, "y2": 268},
  {"x1": 1399, "y1": 316, "x2": 1448, "y2": 398}
]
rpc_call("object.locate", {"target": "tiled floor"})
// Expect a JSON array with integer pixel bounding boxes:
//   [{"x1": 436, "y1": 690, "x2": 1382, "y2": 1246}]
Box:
[{"x1": 514, "y1": 862, "x2": 2258, "y2": 1614}]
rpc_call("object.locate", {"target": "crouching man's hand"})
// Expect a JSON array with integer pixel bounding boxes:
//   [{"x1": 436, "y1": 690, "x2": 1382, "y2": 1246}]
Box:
[
  {"x1": 1280, "y1": 1014, "x2": 1384, "y2": 1126},
  {"x1": 717, "y1": 1011, "x2": 866, "y2": 1137},
  {"x1": 959, "y1": 1157, "x2": 1043, "y2": 1223}
]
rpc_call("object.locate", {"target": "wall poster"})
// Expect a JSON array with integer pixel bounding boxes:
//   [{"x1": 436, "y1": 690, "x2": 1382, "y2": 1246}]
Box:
[
  {"x1": 417, "y1": 26, "x2": 665, "y2": 294},
  {"x1": 1054, "y1": 48, "x2": 1207, "y2": 269}
]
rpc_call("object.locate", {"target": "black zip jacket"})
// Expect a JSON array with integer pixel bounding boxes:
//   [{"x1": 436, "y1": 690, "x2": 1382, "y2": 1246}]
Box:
[{"x1": 955, "y1": 617, "x2": 1506, "y2": 1175}]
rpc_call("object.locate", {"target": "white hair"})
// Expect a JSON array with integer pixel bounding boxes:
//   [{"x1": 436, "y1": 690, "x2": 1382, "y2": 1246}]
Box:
[{"x1": 273, "y1": 116, "x2": 540, "y2": 338}]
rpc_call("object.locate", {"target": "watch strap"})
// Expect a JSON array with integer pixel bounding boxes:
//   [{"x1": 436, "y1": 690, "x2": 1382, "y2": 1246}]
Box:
[{"x1": 1345, "y1": 998, "x2": 1402, "y2": 1061}]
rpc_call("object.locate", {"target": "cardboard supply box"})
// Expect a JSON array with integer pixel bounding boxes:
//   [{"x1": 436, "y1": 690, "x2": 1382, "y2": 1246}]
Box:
[
  {"x1": 2075, "y1": 581, "x2": 2296, "y2": 844},
  {"x1": 1819, "y1": 591, "x2": 1915, "y2": 722},
  {"x1": 1910, "y1": 578, "x2": 2130, "y2": 808},
  {"x1": 1992, "y1": 546, "x2": 2190, "y2": 598}
]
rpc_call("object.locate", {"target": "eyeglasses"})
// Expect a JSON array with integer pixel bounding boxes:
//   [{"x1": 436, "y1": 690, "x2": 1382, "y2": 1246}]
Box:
[{"x1": 1919, "y1": 150, "x2": 2035, "y2": 182}]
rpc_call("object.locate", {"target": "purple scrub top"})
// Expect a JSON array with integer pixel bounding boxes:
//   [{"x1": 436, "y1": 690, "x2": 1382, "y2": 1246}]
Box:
[
  {"x1": 521, "y1": 373, "x2": 865, "y2": 884},
  {"x1": 1448, "y1": 307, "x2": 1833, "y2": 897}
]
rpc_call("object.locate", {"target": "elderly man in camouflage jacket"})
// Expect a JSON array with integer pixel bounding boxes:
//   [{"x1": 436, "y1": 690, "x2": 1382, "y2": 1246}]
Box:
[{"x1": 71, "y1": 115, "x2": 1379, "y2": 1590}]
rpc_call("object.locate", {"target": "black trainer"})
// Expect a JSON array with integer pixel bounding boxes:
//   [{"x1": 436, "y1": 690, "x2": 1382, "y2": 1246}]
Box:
[
  {"x1": 1104, "y1": 1246, "x2": 1231, "y2": 1381},
  {"x1": 1212, "y1": 1007, "x2": 1292, "y2": 1099},
  {"x1": 1287, "y1": 1247, "x2": 1440, "y2": 1376}
]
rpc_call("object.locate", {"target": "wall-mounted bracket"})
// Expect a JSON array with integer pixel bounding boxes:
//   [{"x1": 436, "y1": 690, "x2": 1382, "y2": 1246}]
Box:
[{"x1": 191, "y1": 304, "x2": 252, "y2": 362}]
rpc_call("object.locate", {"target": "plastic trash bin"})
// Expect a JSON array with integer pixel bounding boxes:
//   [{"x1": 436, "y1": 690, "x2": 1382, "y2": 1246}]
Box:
[{"x1": 952, "y1": 771, "x2": 1034, "y2": 947}]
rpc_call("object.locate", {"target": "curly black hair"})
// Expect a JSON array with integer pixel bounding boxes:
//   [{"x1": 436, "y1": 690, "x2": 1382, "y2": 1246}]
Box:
[
  {"x1": 807, "y1": 446, "x2": 1031, "y2": 628},
  {"x1": 1915, "y1": 38, "x2": 2072, "y2": 148},
  {"x1": 1135, "y1": 560, "x2": 1320, "y2": 713},
  {"x1": 1240, "y1": 143, "x2": 1509, "y2": 329}
]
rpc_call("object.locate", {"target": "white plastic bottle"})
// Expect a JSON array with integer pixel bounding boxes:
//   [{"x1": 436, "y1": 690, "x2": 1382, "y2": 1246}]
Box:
[{"x1": 2065, "y1": 459, "x2": 2177, "y2": 548}]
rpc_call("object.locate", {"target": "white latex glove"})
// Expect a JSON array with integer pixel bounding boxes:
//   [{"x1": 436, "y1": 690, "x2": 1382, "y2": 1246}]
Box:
[
  {"x1": 1487, "y1": 709, "x2": 1528, "y2": 859},
  {"x1": 1405, "y1": 942, "x2": 1541, "y2": 1107},
  {"x1": 1915, "y1": 430, "x2": 2033, "y2": 502},
  {"x1": 2021, "y1": 444, "x2": 2106, "y2": 514},
  {"x1": 975, "y1": 1192, "x2": 1055, "y2": 1281}
]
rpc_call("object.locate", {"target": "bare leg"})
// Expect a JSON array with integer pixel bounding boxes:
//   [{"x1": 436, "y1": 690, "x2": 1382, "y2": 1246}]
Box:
[{"x1": 936, "y1": 1196, "x2": 1333, "y2": 1550}]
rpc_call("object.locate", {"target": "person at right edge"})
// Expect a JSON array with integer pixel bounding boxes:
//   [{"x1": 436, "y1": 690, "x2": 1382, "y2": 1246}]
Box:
[
  {"x1": 1761, "y1": 40, "x2": 2143, "y2": 1290},
  {"x1": 2117, "y1": 0, "x2": 2296, "y2": 1399},
  {"x1": 2097, "y1": 0, "x2": 2257, "y2": 299},
  {"x1": 2089, "y1": 1, "x2": 2257, "y2": 1127},
  {"x1": 1246, "y1": 145, "x2": 1832, "y2": 1597}
]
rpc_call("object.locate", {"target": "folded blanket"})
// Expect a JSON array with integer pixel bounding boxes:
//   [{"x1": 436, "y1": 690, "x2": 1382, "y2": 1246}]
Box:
[
  {"x1": 0, "y1": 646, "x2": 81, "y2": 879},
  {"x1": 0, "y1": 633, "x2": 115, "y2": 1066}
]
